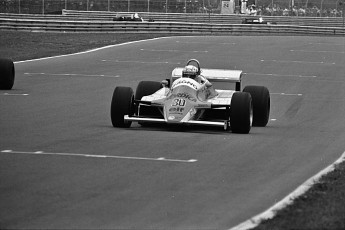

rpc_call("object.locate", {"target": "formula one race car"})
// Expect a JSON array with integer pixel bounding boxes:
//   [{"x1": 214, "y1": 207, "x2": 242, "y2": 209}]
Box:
[
  {"x1": 242, "y1": 17, "x2": 277, "y2": 25},
  {"x1": 113, "y1": 13, "x2": 154, "y2": 22},
  {"x1": 0, "y1": 58, "x2": 15, "y2": 90},
  {"x1": 110, "y1": 59, "x2": 270, "y2": 133}
]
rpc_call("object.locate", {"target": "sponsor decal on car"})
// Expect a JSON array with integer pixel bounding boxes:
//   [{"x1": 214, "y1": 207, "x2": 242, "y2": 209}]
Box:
[
  {"x1": 167, "y1": 92, "x2": 197, "y2": 102},
  {"x1": 172, "y1": 79, "x2": 198, "y2": 90},
  {"x1": 169, "y1": 107, "x2": 185, "y2": 114}
]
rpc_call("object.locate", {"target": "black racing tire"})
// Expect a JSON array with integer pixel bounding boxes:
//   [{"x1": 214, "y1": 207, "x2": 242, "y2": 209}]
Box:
[
  {"x1": 111, "y1": 87, "x2": 134, "y2": 128},
  {"x1": 243, "y1": 86, "x2": 270, "y2": 127},
  {"x1": 230, "y1": 92, "x2": 252, "y2": 134},
  {"x1": 135, "y1": 81, "x2": 162, "y2": 100},
  {"x1": 135, "y1": 81, "x2": 163, "y2": 125},
  {"x1": 0, "y1": 58, "x2": 15, "y2": 90}
]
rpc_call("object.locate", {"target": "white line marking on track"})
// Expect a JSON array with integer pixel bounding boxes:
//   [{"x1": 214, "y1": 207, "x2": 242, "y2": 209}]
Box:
[
  {"x1": 243, "y1": 72, "x2": 317, "y2": 78},
  {"x1": 308, "y1": 42, "x2": 345, "y2": 46},
  {"x1": 24, "y1": 73, "x2": 120, "y2": 78},
  {"x1": 270, "y1": 93, "x2": 303, "y2": 96},
  {"x1": 176, "y1": 41, "x2": 236, "y2": 45},
  {"x1": 14, "y1": 37, "x2": 170, "y2": 64},
  {"x1": 102, "y1": 60, "x2": 181, "y2": 64},
  {"x1": 260, "y1": 59, "x2": 336, "y2": 65},
  {"x1": 1, "y1": 93, "x2": 29, "y2": 96},
  {"x1": 140, "y1": 48, "x2": 208, "y2": 53},
  {"x1": 290, "y1": 49, "x2": 345, "y2": 54},
  {"x1": 1, "y1": 150, "x2": 198, "y2": 163},
  {"x1": 229, "y1": 150, "x2": 345, "y2": 230}
]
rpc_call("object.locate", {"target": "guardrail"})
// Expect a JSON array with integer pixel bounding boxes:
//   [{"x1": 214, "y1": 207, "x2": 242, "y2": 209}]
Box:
[
  {"x1": 1, "y1": 10, "x2": 344, "y2": 27},
  {"x1": 61, "y1": 10, "x2": 345, "y2": 27},
  {"x1": 0, "y1": 18, "x2": 344, "y2": 36}
]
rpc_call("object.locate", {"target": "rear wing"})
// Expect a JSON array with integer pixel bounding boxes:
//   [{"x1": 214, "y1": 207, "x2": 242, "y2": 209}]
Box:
[{"x1": 171, "y1": 68, "x2": 243, "y2": 91}]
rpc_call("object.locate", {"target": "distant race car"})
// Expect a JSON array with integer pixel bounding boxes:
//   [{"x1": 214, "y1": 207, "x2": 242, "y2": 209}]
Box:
[
  {"x1": 0, "y1": 58, "x2": 15, "y2": 90},
  {"x1": 110, "y1": 59, "x2": 270, "y2": 133},
  {"x1": 242, "y1": 17, "x2": 277, "y2": 25},
  {"x1": 113, "y1": 13, "x2": 153, "y2": 22}
]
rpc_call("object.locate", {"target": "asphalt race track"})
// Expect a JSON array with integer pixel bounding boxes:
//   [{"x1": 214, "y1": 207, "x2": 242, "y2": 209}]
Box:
[{"x1": 1, "y1": 36, "x2": 345, "y2": 229}]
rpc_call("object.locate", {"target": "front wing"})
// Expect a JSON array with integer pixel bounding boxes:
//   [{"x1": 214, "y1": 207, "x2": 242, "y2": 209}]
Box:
[{"x1": 124, "y1": 115, "x2": 229, "y2": 130}]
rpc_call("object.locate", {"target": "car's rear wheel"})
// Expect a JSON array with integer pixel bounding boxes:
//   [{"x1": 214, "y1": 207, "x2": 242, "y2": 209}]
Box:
[
  {"x1": 230, "y1": 92, "x2": 253, "y2": 134},
  {"x1": 135, "y1": 81, "x2": 162, "y2": 124},
  {"x1": 111, "y1": 87, "x2": 134, "y2": 128},
  {"x1": 0, "y1": 58, "x2": 15, "y2": 90},
  {"x1": 243, "y1": 86, "x2": 270, "y2": 127},
  {"x1": 135, "y1": 81, "x2": 162, "y2": 101}
]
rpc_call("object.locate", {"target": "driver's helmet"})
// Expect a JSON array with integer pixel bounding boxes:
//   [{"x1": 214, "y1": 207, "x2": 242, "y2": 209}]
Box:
[{"x1": 182, "y1": 65, "x2": 199, "y2": 79}]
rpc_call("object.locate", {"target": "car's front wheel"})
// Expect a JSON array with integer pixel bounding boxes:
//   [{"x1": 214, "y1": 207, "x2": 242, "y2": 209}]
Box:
[
  {"x1": 0, "y1": 58, "x2": 15, "y2": 90},
  {"x1": 230, "y1": 92, "x2": 253, "y2": 134},
  {"x1": 243, "y1": 86, "x2": 270, "y2": 127},
  {"x1": 111, "y1": 87, "x2": 134, "y2": 128}
]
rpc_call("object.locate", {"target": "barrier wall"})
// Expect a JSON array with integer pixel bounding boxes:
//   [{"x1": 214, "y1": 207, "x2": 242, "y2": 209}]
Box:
[
  {"x1": 1, "y1": 10, "x2": 344, "y2": 27},
  {"x1": 0, "y1": 17, "x2": 344, "y2": 36}
]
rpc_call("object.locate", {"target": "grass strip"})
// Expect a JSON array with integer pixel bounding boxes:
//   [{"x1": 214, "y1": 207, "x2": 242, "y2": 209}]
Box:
[{"x1": 0, "y1": 31, "x2": 183, "y2": 62}]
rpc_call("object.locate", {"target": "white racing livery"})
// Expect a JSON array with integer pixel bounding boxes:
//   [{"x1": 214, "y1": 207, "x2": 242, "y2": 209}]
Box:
[{"x1": 110, "y1": 59, "x2": 270, "y2": 133}]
